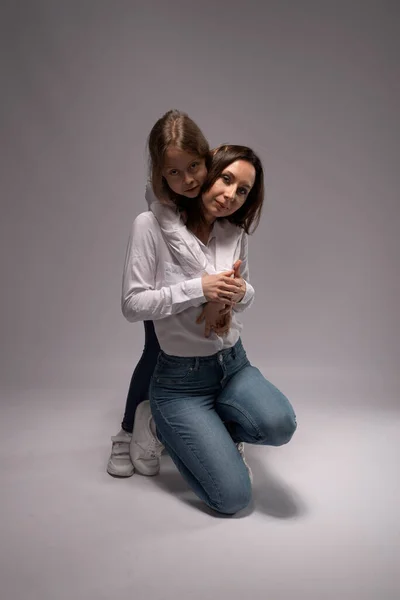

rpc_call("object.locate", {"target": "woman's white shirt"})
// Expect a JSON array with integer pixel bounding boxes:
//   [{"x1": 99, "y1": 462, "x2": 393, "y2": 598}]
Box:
[{"x1": 121, "y1": 211, "x2": 255, "y2": 357}]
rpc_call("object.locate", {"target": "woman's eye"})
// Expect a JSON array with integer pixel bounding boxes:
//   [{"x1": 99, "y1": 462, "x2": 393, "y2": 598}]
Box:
[
  {"x1": 222, "y1": 174, "x2": 230, "y2": 183},
  {"x1": 238, "y1": 188, "x2": 248, "y2": 196}
]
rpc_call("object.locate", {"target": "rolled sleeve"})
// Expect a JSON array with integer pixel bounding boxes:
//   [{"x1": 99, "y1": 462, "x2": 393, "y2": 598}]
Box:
[{"x1": 232, "y1": 233, "x2": 255, "y2": 313}]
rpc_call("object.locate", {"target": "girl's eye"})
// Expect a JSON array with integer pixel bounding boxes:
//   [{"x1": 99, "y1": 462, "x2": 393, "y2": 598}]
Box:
[
  {"x1": 169, "y1": 170, "x2": 179, "y2": 176},
  {"x1": 190, "y1": 162, "x2": 199, "y2": 170}
]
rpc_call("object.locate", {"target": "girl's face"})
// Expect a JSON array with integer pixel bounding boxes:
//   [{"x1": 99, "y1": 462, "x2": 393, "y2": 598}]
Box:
[
  {"x1": 201, "y1": 160, "x2": 256, "y2": 223},
  {"x1": 162, "y1": 147, "x2": 207, "y2": 198}
]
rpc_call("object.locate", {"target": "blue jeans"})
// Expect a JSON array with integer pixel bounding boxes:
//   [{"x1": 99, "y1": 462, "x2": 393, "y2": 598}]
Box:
[
  {"x1": 150, "y1": 339, "x2": 297, "y2": 515},
  {"x1": 121, "y1": 321, "x2": 160, "y2": 433}
]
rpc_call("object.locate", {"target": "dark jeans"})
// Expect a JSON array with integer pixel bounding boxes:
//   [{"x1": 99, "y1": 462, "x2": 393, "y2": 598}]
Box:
[{"x1": 121, "y1": 321, "x2": 160, "y2": 433}]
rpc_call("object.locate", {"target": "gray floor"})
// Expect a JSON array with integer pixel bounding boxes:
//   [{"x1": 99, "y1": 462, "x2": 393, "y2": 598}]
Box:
[{"x1": 1, "y1": 388, "x2": 399, "y2": 600}]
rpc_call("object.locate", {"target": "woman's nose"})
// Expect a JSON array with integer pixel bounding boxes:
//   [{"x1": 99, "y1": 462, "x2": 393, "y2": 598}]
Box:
[{"x1": 224, "y1": 184, "x2": 237, "y2": 201}]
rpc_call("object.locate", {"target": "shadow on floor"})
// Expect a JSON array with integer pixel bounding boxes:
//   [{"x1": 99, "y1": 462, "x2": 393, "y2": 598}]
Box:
[
  {"x1": 150, "y1": 453, "x2": 307, "y2": 519},
  {"x1": 249, "y1": 453, "x2": 308, "y2": 519}
]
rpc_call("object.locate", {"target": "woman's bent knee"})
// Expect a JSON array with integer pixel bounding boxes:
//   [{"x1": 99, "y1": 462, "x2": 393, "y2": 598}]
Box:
[
  {"x1": 268, "y1": 411, "x2": 297, "y2": 446},
  {"x1": 209, "y1": 479, "x2": 252, "y2": 515}
]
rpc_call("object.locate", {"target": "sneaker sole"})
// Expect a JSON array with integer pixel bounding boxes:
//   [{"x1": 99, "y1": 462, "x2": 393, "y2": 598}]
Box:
[
  {"x1": 107, "y1": 464, "x2": 134, "y2": 478},
  {"x1": 131, "y1": 460, "x2": 160, "y2": 477}
]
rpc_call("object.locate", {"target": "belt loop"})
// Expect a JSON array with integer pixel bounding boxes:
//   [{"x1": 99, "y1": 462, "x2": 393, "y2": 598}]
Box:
[
  {"x1": 194, "y1": 357, "x2": 199, "y2": 371},
  {"x1": 232, "y1": 345, "x2": 236, "y2": 359}
]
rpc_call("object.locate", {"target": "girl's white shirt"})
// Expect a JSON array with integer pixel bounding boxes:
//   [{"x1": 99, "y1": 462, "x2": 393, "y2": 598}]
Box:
[{"x1": 121, "y1": 184, "x2": 255, "y2": 356}]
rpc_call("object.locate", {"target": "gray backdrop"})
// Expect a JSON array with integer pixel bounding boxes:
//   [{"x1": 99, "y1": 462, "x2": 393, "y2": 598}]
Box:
[{"x1": 1, "y1": 0, "x2": 399, "y2": 406}]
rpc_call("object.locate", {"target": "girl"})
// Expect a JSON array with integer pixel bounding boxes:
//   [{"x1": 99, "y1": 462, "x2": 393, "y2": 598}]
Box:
[
  {"x1": 107, "y1": 110, "x2": 236, "y2": 477},
  {"x1": 123, "y1": 145, "x2": 297, "y2": 515}
]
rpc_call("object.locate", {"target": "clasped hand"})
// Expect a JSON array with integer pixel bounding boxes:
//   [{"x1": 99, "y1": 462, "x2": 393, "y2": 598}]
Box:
[{"x1": 197, "y1": 260, "x2": 245, "y2": 338}]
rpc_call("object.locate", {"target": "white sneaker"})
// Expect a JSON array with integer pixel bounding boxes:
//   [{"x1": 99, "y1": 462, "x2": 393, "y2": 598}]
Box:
[
  {"x1": 130, "y1": 400, "x2": 164, "y2": 476},
  {"x1": 237, "y1": 442, "x2": 253, "y2": 484},
  {"x1": 107, "y1": 429, "x2": 134, "y2": 477}
]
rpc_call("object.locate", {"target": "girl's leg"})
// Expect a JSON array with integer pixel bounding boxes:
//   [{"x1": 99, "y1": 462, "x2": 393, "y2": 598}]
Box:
[
  {"x1": 121, "y1": 321, "x2": 160, "y2": 433},
  {"x1": 107, "y1": 321, "x2": 160, "y2": 478},
  {"x1": 150, "y1": 353, "x2": 252, "y2": 515}
]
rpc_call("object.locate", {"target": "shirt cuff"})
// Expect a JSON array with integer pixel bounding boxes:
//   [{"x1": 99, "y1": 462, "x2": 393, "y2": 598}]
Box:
[
  {"x1": 183, "y1": 277, "x2": 206, "y2": 305},
  {"x1": 238, "y1": 280, "x2": 253, "y2": 305}
]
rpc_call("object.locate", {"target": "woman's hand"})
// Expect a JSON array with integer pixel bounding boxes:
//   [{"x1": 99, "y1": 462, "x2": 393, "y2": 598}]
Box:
[
  {"x1": 201, "y1": 270, "x2": 243, "y2": 304},
  {"x1": 229, "y1": 260, "x2": 246, "y2": 303},
  {"x1": 196, "y1": 302, "x2": 232, "y2": 338}
]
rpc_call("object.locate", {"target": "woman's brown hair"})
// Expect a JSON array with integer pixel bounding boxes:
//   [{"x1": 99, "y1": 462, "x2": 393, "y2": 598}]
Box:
[
  {"x1": 176, "y1": 145, "x2": 264, "y2": 234},
  {"x1": 147, "y1": 109, "x2": 210, "y2": 201}
]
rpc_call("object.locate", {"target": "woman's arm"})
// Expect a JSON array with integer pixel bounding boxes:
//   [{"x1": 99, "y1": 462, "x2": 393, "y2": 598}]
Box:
[{"x1": 121, "y1": 213, "x2": 206, "y2": 323}]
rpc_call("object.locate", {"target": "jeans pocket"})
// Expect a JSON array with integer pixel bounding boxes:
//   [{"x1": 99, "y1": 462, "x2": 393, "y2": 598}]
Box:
[{"x1": 153, "y1": 362, "x2": 193, "y2": 385}]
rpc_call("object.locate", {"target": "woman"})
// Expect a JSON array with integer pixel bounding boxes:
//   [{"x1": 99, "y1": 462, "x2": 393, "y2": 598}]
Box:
[{"x1": 123, "y1": 145, "x2": 297, "y2": 515}]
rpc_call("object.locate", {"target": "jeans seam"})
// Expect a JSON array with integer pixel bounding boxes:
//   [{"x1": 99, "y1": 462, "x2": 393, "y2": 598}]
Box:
[{"x1": 150, "y1": 395, "x2": 223, "y2": 510}]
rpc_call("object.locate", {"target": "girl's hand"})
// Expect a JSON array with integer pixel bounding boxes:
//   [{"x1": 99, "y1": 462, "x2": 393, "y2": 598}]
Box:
[
  {"x1": 230, "y1": 280, "x2": 246, "y2": 304},
  {"x1": 201, "y1": 271, "x2": 242, "y2": 304},
  {"x1": 196, "y1": 302, "x2": 232, "y2": 338},
  {"x1": 213, "y1": 309, "x2": 232, "y2": 336}
]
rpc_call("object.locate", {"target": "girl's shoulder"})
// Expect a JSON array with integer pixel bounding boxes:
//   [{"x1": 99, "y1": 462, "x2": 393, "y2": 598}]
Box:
[
  {"x1": 149, "y1": 200, "x2": 185, "y2": 231},
  {"x1": 133, "y1": 210, "x2": 157, "y2": 226},
  {"x1": 128, "y1": 211, "x2": 161, "y2": 256},
  {"x1": 131, "y1": 211, "x2": 160, "y2": 240}
]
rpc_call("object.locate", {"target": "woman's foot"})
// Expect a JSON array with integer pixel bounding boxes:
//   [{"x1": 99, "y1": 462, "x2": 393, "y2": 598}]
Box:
[
  {"x1": 107, "y1": 429, "x2": 134, "y2": 477},
  {"x1": 130, "y1": 400, "x2": 164, "y2": 476}
]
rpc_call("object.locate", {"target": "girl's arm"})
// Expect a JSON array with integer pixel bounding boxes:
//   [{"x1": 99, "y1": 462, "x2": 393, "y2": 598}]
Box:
[
  {"x1": 232, "y1": 233, "x2": 255, "y2": 313},
  {"x1": 145, "y1": 185, "x2": 254, "y2": 312},
  {"x1": 149, "y1": 198, "x2": 208, "y2": 276},
  {"x1": 121, "y1": 213, "x2": 206, "y2": 323}
]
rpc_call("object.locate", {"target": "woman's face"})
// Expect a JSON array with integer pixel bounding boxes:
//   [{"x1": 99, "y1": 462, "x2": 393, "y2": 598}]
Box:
[
  {"x1": 162, "y1": 147, "x2": 208, "y2": 198},
  {"x1": 201, "y1": 160, "x2": 256, "y2": 223}
]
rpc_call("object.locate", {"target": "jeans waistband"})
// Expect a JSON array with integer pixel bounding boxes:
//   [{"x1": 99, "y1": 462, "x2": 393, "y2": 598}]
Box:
[{"x1": 159, "y1": 338, "x2": 244, "y2": 365}]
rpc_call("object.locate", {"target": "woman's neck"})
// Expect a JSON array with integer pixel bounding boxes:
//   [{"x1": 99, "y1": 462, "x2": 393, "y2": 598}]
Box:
[{"x1": 190, "y1": 220, "x2": 214, "y2": 245}]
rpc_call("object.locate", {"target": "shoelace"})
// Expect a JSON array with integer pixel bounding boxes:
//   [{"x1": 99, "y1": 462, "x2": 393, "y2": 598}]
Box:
[{"x1": 146, "y1": 438, "x2": 164, "y2": 460}]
